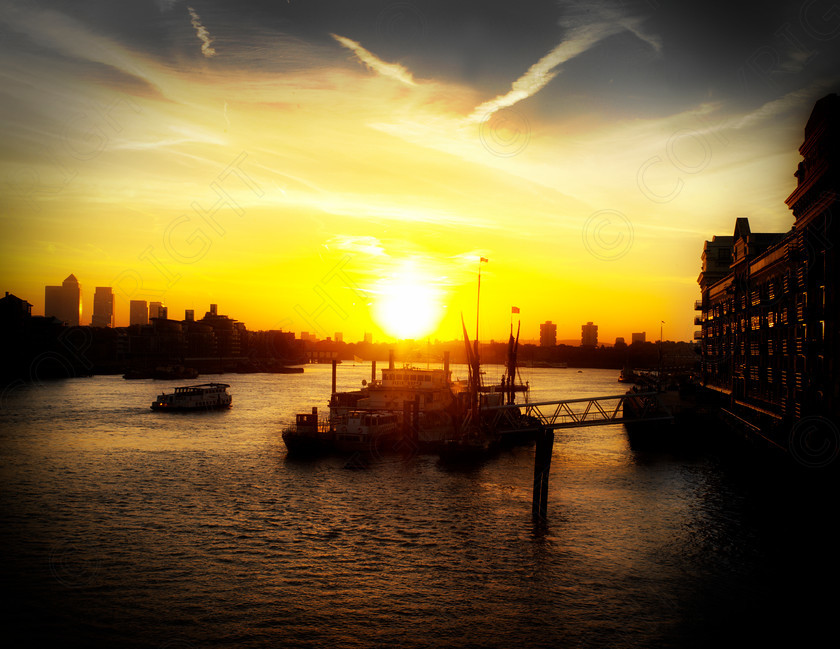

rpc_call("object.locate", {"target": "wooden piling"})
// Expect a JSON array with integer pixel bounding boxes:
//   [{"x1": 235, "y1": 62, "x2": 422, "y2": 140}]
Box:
[
  {"x1": 412, "y1": 394, "x2": 420, "y2": 445},
  {"x1": 403, "y1": 400, "x2": 413, "y2": 440},
  {"x1": 331, "y1": 359, "x2": 337, "y2": 396},
  {"x1": 532, "y1": 427, "x2": 554, "y2": 521}
]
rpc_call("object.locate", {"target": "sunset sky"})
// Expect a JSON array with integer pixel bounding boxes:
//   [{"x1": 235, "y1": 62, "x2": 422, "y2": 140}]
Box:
[{"x1": 2, "y1": 0, "x2": 838, "y2": 343}]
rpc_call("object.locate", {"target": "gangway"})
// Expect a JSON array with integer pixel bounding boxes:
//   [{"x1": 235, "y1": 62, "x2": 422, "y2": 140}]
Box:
[{"x1": 482, "y1": 391, "x2": 673, "y2": 431}]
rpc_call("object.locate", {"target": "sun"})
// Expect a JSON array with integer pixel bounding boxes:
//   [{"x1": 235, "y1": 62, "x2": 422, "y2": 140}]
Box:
[{"x1": 372, "y1": 262, "x2": 444, "y2": 340}]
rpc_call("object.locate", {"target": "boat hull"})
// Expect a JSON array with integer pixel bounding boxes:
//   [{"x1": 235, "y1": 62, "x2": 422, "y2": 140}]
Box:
[
  {"x1": 281, "y1": 429, "x2": 403, "y2": 456},
  {"x1": 150, "y1": 402, "x2": 231, "y2": 412},
  {"x1": 150, "y1": 382, "x2": 232, "y2": 411}
]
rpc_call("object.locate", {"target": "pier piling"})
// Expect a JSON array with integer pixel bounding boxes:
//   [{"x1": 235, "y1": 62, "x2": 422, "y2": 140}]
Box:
[{"x1": 532, "y1": 427, "x2": 554, "y2": 521}]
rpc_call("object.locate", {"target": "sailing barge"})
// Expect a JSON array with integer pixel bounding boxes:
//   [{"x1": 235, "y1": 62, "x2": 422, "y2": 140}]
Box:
[{"x1": 281, "y1": 321, "x2": 538, "y2": 457}]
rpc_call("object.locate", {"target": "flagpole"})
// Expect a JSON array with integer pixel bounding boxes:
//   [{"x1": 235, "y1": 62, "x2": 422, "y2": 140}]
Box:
[{"x1": 476, "y1": 260, "x2": 481, "y2": 345}]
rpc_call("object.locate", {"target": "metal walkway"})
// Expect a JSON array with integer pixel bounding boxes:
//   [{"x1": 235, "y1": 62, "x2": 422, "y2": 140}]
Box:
[{"x1": 482, "y1": 391, "x2": 673, "y2": 431}]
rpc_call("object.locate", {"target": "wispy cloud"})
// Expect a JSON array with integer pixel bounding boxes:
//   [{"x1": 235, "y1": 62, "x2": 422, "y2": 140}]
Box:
[
  {"x1": 331, "y1": 33, "x2": 415, "y2": 86},
  {"x1": 728, "y1": 86, "x2": 824, "y2": 130},
  {"x1": 467, "y1": 0, "x2": 661, "y2": 123},
  {"x1": 187, "y1": 6, "x2": 216, "y2": 58},
  {"x1": 467, "y1": 22, "x2": 620, "y2": 123}
]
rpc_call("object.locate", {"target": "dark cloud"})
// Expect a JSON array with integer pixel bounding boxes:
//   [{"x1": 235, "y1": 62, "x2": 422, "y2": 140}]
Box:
[{"x1": 4, "y1": 0, "x2": 839, "y2": 122}]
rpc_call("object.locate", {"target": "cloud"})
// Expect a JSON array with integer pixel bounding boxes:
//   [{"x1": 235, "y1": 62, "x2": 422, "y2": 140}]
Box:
[
  {"x1": 331, "y1": 33, "x2": 415, "y2": 86},
  {"x1": 466, "y1": 22, "x2": 620, "y2": 123},
  {"x1": 187, "y1": 6, "x2": 216, "y2": 58},
  {"x1": 728, "y1": 85, "x2": 824, "y2": 130},
  {"x1": 467, "y1": 0, "x2": 661, "y2": 123}
]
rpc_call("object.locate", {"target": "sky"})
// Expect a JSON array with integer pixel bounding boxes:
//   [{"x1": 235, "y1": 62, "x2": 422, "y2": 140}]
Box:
[{"x1": 1, "y1": 0, "x2": 838, "y2": 344}]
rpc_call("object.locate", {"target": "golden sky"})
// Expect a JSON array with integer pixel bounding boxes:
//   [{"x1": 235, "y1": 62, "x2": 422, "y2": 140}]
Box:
[{"x1": 2, "y1": 1, "x2": 838, "y2": 343}]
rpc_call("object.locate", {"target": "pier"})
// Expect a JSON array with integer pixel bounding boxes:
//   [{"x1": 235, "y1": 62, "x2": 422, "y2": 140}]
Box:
[
  {"x1": 482, "y1": 391, "x2": 672, "y2": 431},
  {"x1": 480, "y1": 392, "x2": 673, "y2": 521}
]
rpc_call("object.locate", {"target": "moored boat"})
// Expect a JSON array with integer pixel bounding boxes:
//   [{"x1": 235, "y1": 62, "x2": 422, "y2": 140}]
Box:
[
  {"x1": 282, "y1": 265, "x2": 535, "y2": 459},
  {"x1": 281, "y1": 407, "x2": 402, "y2": 456},
  {"x1": 281, "y1": 355, "x2": 468, "y2": 456},
  {"x1": 150, "y1": 383, "x2": 232, "y2": 411}
]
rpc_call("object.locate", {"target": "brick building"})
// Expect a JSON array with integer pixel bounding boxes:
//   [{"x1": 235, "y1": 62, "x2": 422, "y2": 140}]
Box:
[{"x1": 697, "y1": 94, "x2": 839, "y2": 446}]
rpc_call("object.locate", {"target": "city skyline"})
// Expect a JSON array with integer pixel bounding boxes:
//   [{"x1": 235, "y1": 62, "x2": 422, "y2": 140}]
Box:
[
  {"x1": 2, "y1": 1, "x2": 839, "y2": 344},
  {"x1": 26, "y1": 274, "x2": 675, "y2": 344}
]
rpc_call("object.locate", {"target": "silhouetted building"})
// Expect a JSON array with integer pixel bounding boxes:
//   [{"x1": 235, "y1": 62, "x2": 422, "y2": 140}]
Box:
[
  {"x1": 185, "y1": 309, "x2": 195, "y2": 322},
  {"x1": 183, "y1": 320, "x2": 216, "y2": 357},
  {"x1": 2, "y1": 291, "x2": 91, "y2": 381},
  {"x1": 699, "y1": 236, "x2": 734, "y2": 289},
  {"x1": 581, "y1": 321, "x2": 598, "y2": 347},
  {"x1": 697, "y1": 93, "x2": 840, "y2": 440},
  {"x1": 149, "y1": 301, "x2": 164, "y2": 320},
  {"x1": 91, "y1": 287, "x2": 114, "y2": 328},
  {"x1": 199, "y1": 304, "x2": 244, "y2": 357},
  {"x1": 1, "y1": 292, "x2": 32, "y2": 324},
  {"x1": 631, "y1": 332, "x2": 646, "y2": 344},
  {"x1": 45, "y1": 274, "x2": 81, "y2": 326},
  {"x1": 130, "y1": 300, "x2": 148, "y2": 326},
  {"x1": 249, "y1": 329, "x2": 301, "y2": 362},
  {"x1": 540, "y1": 321, "x2": 557, "y2": 347},
  {"x1": 363, "y1": 332, "x2": 373, "y2": 344},
  {"x1": 150, "y1": 317, "x2": 185, "y2": 358},
  {"x1": 335, "y1": 332, "x2": 343, "y2": 343}
]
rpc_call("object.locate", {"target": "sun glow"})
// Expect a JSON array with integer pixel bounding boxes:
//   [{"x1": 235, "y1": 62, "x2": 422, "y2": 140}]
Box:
[{"x1": 372, "y1": 262, "x2": 445, "y2": 340}]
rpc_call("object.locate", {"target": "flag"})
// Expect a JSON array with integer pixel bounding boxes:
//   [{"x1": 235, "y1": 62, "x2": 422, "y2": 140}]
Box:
[
  {"x1": 480, "y1": 256, "x2": 488, "y2": 263},
  {"x1": 511, "y1": 306, "x2": 520, "y2": 314}
]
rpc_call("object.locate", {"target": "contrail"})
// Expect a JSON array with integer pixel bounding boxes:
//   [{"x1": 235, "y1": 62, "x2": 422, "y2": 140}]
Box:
[
  {"x1": 331, "y1": 33, "x2": 415, "y2": 86},
  {"x1": 467, "y1": 1, "x2": 661, "y2": 124},
  {"x1": 466, "y1": 22, "x2": 618, "y2": 124},
  {"x1": 187, "y1": 6, "x2": 216, "y2": 58}
]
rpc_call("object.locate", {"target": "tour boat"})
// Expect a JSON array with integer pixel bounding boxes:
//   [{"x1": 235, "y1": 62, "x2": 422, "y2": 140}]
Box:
[{"x1": 150, "y1": 383, "x2": 232, "y2": 411}]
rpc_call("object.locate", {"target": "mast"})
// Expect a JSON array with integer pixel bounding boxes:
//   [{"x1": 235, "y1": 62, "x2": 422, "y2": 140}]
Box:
[
  {"x1": 461, "y1": 315, "x2": 480, "y2": 431},
  {"x1": 507, "y1": 320, "x2": 520, "y2": 405},
  {"x1": 475, "y1": 257, "x2": 488, "y2": 367},
  {"x1": 658, "y1": 320, "x2": 664, "y2": 391},
  {"x1": 461, "y1": 257, "x2": 488, "y2": 437}
]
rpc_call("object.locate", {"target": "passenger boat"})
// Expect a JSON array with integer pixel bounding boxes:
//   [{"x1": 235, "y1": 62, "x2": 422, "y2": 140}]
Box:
[{"x1": 150, "y1": 383, "x2": 232, "y2": 411}]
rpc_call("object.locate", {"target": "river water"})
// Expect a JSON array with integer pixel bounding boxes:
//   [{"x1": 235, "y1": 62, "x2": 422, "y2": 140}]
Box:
[{"x1": 0, "y1": 365, "x2": 836, "y2": 648}]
